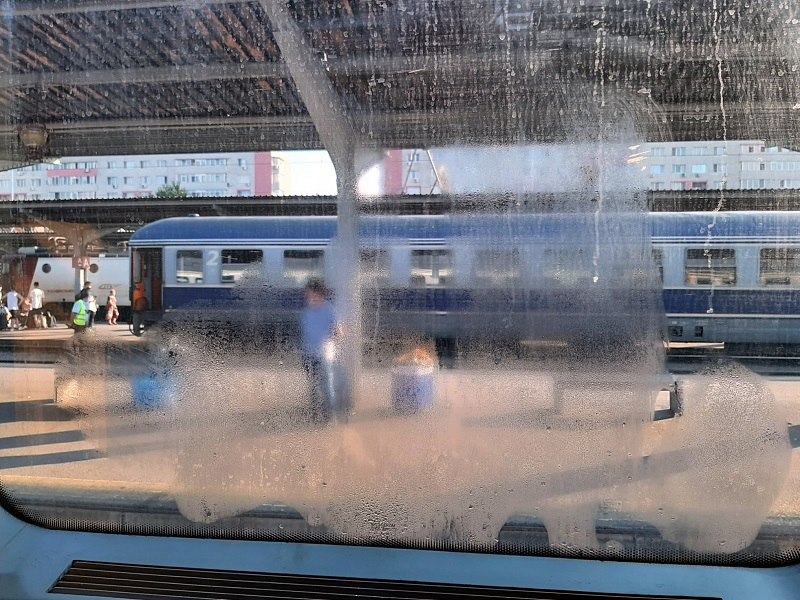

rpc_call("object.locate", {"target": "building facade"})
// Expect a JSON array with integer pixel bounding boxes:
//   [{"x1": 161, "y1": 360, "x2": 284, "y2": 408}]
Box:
[
  {"x1": 0, "y1": 151, "x2": 293, "y2": 201},
  {"x1": 378, "y1": 149, "x2": 442, "y2": 195},
  {"x1": 642, "y1": 140, "x2": 800, "y2": 191}
]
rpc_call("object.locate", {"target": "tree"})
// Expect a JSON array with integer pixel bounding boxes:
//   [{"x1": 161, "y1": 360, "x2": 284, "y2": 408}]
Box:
[{"x1": 155, "y1": 182, "x2": 188, "y2": 198}]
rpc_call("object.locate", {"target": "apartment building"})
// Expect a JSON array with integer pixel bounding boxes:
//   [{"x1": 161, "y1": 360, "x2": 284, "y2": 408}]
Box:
[
  {"x1": 379, "y1": 149, "x2": 442, "y2": 195},
  {"x1": 0, "y1": 151, "x2": 293, "y2": 201},
  {"x1": 643, "y1": 140, "x2": 800, "y2": 191}
]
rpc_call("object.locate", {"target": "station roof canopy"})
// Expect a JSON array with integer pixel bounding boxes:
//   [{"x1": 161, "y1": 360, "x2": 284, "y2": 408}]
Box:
[{"x1": 1, "y1": 0, "x2": 799, "y2": 165}]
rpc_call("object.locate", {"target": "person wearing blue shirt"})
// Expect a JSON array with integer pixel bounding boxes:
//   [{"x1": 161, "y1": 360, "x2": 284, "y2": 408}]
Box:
[{"x1": 300, "y1": 278, "x2": 342, "y2": 422}]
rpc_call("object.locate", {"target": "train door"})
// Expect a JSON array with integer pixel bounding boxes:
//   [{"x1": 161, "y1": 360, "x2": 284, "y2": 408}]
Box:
[{"x1": 130, "y1": 247, "x2": 163, "y2": 336}]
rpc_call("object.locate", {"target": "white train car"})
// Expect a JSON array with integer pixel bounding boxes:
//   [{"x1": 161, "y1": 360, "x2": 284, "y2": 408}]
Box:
[{"x1": 0, "y1": 249, "x2": 130, "y2": 318}]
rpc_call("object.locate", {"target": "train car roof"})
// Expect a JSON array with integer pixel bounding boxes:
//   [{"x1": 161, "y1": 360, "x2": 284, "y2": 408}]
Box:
[
  {"x1": 129, "y1": 214, "x2": 649, "y2": 246},
  {"x1": 649, "y1": 211, "x2": 800, "y2": 243},
  {"x1": 128, "y1": 212, "x2": 800, "y2": 246}
]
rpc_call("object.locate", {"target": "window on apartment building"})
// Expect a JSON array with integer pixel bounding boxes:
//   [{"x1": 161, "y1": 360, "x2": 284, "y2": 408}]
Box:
[
  {"x1": 713, "y1": 163, "x2": 727, "y2": 174},
  {"x1": 123, "y1": 177, "x2": 136, "y2": 185},
  {"x1": 238, "y1": 158, "x2": 248, "y2": 169},
  {"x1": 156, "y1": 160, "x2": 168, "y2": 167},
  {"x1": 691, "y1": 164, "x2": 707, "y2": 175},
  {"x1": 650, "y1": 165, "x2": 664, "y2": 175},
  {"x1": 141, "y1": 161, "x2": 152, "y2": 168},
  {"x1": 714, "y1": 146, "x2": 725, "y2": 155},
  {"x1": 141, "y1": 177, "x2": 150, "y2": 185},
  {"x1": 125, "y1": 161, "x2": 137, "y2": 168},
  {"x1": 650, "y1": 147, "x2": 665, "y2": 156},
  {"x1": 672, "y1": 147, "x2": 687, "y2": 156},
  {"x1": 155, "y1": 176, "x2": 168, "y2": 185},
  {"x1": 672, "y1": 164, "x2": 686, "y2": 175},
  {"x1": 741, "y1": 179, "x2": 767, "y2": 189},
  {"x1": 649, "y1": 182, "x2": 666, "y2": 191}
]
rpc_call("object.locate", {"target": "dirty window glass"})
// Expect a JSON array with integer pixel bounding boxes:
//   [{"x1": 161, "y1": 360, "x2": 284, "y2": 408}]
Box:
[
  {"x1": 360, "y1": 249, "x2": 390, "y2": 286},
  {"x1": 1, "y1": 0, "x2": 799, "y2": 577}
]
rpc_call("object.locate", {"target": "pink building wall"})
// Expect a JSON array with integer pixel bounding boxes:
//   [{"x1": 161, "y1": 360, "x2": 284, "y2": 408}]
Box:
[{"x1": 254, "y1": 151, "x2": 273, "y2": 196}]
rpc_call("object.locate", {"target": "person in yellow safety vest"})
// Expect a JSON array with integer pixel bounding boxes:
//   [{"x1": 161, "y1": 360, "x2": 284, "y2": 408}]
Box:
[{"x1": 71, "y1": 288, "x2": 90, "y2": 332}]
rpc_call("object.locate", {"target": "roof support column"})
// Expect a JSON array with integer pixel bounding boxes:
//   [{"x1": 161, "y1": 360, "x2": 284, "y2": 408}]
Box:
[{"x1": 260, "y1": 1, "x2": 373, "y2": 409}]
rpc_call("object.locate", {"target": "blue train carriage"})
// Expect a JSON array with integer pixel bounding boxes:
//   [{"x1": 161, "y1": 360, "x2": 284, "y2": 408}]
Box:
[
  {"x1": 652, "y1": 211, "x2": 800, "y2": 347},
  {"x1": 127, "y1": 212, "x2": 663, "y2": 346}
]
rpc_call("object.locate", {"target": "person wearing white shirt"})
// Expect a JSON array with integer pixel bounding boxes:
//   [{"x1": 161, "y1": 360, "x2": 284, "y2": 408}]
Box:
[
  {"x1": 82, "y1": 282, "x2": 98, "y2": 328},
  {"x1": 3, "y1": 288, "x2": 20, "y2": 329},
  {"x1": 29, "y1": 281, "x2": 44, "y2": 310}
]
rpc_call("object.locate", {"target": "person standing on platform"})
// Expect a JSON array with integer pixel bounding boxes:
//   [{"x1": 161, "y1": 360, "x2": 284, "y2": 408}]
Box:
[
  {"x1": 106, "y1": 289, "x2": 119, "y2": 325},
  {"x1": 299, "y1": 278, "x2": 343, "y2": 422},
  {"x1": 29, "y1": 281, "x2": 45, "y2": 316},
  {"x1": 82, "y1": 282, "x2": 98, "y2": 328},
  {"x1": 28, "y1": 281, "x2": 45, "y2": 327},
  {"x1": 3, "y1": 287, "x2": 20, "y2": 330},
  {"x1": 71, "y1": 288, "x2": 90, "y2": 334}
]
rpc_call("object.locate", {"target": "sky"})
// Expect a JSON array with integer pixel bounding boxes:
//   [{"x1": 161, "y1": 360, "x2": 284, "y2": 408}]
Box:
[{"x1": 277, "y1": 150, "x2": 337, "y2": 196}]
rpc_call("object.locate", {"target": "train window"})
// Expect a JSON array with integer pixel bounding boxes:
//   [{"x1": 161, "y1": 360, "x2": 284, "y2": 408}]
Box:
[
  {"x1": 651, "y1": 249, "x2": 663, "y2": 282},
  {"x1": 759, "y1": 248, "x2": 800, "y2": 286},
  {"x1": 410, "y1": 249, "x2": 453, "y2": 287},
  {"x1": 685, "y1": 248, "x2": 736, "y2": 286},
  {"x1": 176, "y1": 250, "x2": 204, "y2": 285},
  {"x1": 472, "y1": 248, "x2": 520, "y2": 287},
  {"x1": 89, "y1": 263, "x2": 99, "y2": 274},
  {"x1": 360, "y1": 249, "x2": 390, "y2": 286},
  {"x1": 283, "y1": 249, "x2": 324, "y2": 285},
  {"x1": 543, "y1": 248, "x2": 591, "y2": 286},
  {"x1": 41, "y1": 263, "x2": 51, "y2": 274},
  {"x1": 221, "y1": 249, "x2": 263, "y2": 284}
]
